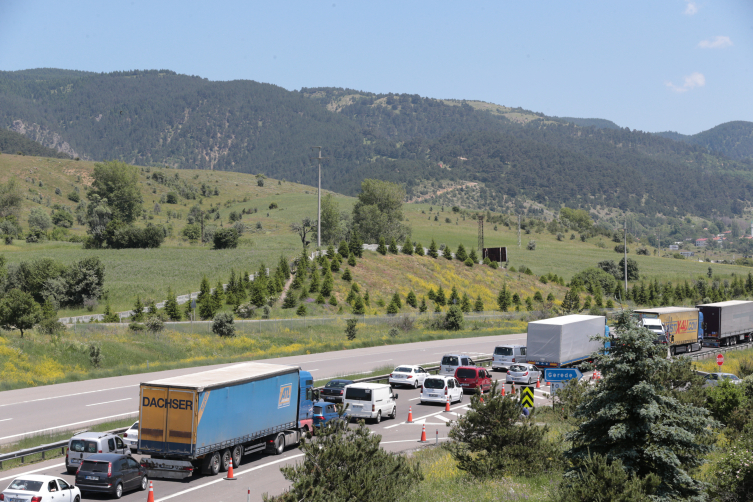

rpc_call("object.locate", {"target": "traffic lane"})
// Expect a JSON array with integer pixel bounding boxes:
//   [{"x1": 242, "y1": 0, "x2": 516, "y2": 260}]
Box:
[{"x1": 0, "y1": 333, "x2": 525, "y2": 444}]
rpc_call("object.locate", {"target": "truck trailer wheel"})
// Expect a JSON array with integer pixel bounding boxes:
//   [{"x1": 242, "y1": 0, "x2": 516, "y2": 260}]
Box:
[
  {"x1": 272, "y1": 433, "x2": 285, "y2": 455},
  {"x1": 232, "y1": 445, "x2": 243, "y2": 467},
  {"x1": 202, "y1": 451, "x2": 221, "y2": 476},
  {"x1": 220, "y1": 448, "x2": 232, "y2": 472}
]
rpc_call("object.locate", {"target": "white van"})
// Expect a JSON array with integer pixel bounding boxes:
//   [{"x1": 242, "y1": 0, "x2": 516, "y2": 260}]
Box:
[
  {"x1": 439, "y1": 354, "x2": 476, "y2": 376},
  {"x1": 492, "y1": 345, "x2": 526, "y2": 371},
  {"x1": 343, "y1": 383, "x2": 397, "y2": 424}
]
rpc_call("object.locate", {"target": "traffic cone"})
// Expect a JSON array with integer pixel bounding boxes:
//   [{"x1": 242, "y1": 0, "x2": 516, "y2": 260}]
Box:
[
  {"x1": 224, "y1": 452, "x2": 237, "y2": 480},
  {"x1": 419, "y1": 424, "x2": 427, "y2": 442},
  {"x1": 146, "y1": 481, "x2": 155, "y2": 502},
  {"x1": 407, "y1": 406, "x2": 413, "y2": 423},
  {"x1": 445, "y1": 396, "x2": 451, "y2": 412},
  {"x1": 501, "y1": 385, "x2": 506, "y2": 396},
  {"x1": 536, "y1": 377, "x2": 541, "y2": 389},
  {"x1": 479, "y1": 393, "x2": 484, "y2": 403},
  {"x1": 511, "y1": 382, "x2": 516, "y2": 395}
]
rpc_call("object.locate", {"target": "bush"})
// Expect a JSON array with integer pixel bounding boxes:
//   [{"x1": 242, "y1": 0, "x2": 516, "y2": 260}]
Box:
[
  {"x1": 296, "y1": 304, "x2": 307, "y2": 316},
  {"x1": 345, "y1": 318, "x2": 358, "y2": 340},
  {"x1": 212, "y1": 312, "x2": 236, "y2": 337},
  {"x1": 554, "y1": 453, "x2": 659, "y2": 502},
  {"x1": 51, "y1": 210, "x2": 74, "y2": 228},
  {"x1": 235, "y1": 302, "x2": 256, "y2": 318},
  {"x1": 614, "y1": 244, "x2": 629, "y2": 254},
  {"x1": 388, "y1": 327, "x2": 399, "y2": 338},
  {"x1": 166, "y1": 192, "x2": 178, "y2": 204},
  {"x1": 444, "y1": 305, "x2": 464, "y2": 331},
  {"x1": 464, "y1": 258, "x2": 474, "y2": 267},
  {"x1": 181, "y1": 223, "x2": 201, "y2": 241},
  {"x1": 527, "y1": 240, "x2": 536, "y2": 251},
  {"x1": 213, "y1": 228, "x2": 239, "y2": 249},
  {"x1": 128, "y1": 322, "x2": 145, "y2": 332},
  {"x1": 144, "y1": 315, "x2": 164, "y2": 334},
  {"x1": 67, "y1": 191, "x2": 80, "y2": 203}
]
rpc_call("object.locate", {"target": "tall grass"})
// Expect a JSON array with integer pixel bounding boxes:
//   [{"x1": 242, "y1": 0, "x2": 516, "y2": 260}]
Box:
[{"x1": 694, "y1": 346, "x2": 753, "y2": 376}]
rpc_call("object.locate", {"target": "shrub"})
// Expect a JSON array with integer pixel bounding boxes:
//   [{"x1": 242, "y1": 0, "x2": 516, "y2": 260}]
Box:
[
  {"x1": 345, "y1": 318, "x2": 358, "y2": 340},
  {"x1": 181, "y1": 223, "x2": 201, "y2": 241},
  {"x1": 377, "y1": 237, "x2": 387, "y2": 255},
  {"x1": 268, "y1": 202, "x2": 278, "y2": 209},
  {"x1": 212, "y1": 312, "x2": 236, "y2": 337},
  {"x1": 388, "y1": 327, "x2": 399, "y2": 338},
  {"x1": 128, "y1": 322, "x2": 145, "y2": 332},
  {"x1": 444, "y1": 305, "x2": 464, "y2": 331},
  {"x1": 51, "y1": 210, "x2": 74, "y2": 228},
  {"x1": 235, "y1": 302, "x2": 257, "y2": 318},
  {"x1": 614, "y1": 244, "x2": 629, "y2": 254},
  {"x1": 388, "y1": 238, "x2": 399, "y2": 254},
  {"x1": 296, "y1": 304, "x2": 307, "y2": 316},
  {"x1": 166, "y1": 192, "x2": 178, "y2": 204},
  {"x1": 67, "y1": 191, "x2": 80, "y2": 203},
  {"x1": 527, "y1": 240, "x2": 536, "y2": 251},
  {"x1": 145, "y1": 315, "x2": 164, "y2": 334},
  {"x1": 464, "y1": 257, "x2": 474, "y2": 267},
  {"x1": 554, "y1": 453, "x2": 659, "y2": 502},
  {"x1": 213, "y1": 228, "x2": 239, "y2": 249}
]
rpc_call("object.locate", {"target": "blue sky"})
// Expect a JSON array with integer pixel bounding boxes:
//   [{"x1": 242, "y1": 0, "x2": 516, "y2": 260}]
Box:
[{"x1": 0, "y1": 0, "x2": 750, "y2": 134}]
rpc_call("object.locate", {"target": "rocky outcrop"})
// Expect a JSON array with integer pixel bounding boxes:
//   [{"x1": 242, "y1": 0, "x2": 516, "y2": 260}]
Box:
[{"x1": 10, "y1": 120, "x2": 84, "y2": 159}]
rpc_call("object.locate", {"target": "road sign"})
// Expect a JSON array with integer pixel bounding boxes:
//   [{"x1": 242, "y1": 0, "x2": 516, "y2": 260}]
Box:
[
  {"x1": 521, "y1": 386, "x2": 534, "y2": 408},
  {"x1": 544, "y1": 368, "x2": 582, "y2": 382},
  {"x1": 717, "y1": 354, "x2": 724, "y2": 366},
  {"x1": 549, "y1": 381, "x2": 565, "y2": 397}
]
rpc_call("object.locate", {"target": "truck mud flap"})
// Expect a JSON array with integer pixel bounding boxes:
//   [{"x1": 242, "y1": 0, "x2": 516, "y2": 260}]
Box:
[{"x1": 140, "y1": 458, "x2": 195, "y2": 480}]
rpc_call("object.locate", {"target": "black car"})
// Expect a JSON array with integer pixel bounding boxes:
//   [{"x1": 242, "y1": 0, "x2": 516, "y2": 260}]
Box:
[
  {"x1": 320, "y1": 379, "x2": 353, "y2": 402},
  {"x1": 74, "y1": 453, "x2": 147, "y2": 499}
]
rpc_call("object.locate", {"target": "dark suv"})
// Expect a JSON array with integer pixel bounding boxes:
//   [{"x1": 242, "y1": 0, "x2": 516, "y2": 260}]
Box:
[
  {"x1": 454, "y1": 366, "x2": 492, "y2": 393},
  {"x1": 75, "y1": 453, "x2": 148, "y2": 499}
]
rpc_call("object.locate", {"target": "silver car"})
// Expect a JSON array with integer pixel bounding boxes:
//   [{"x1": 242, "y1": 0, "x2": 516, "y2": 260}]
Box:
[
  {"x1": 704, "y1": 373, "x2": 742, "y2": 387},
  {"x1": 506, "y1": 363, "x2": 542, "y2": 385}
]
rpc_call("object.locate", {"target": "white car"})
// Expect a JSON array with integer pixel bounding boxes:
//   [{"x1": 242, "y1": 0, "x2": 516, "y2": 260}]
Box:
[
  {"x1": 122, "y1": 421, "x2": 139, "y2": 452},
  {"x1": 2, "y1": 474, "x2": 81, "y2": 502},
  {"x1": 506, "y1": 363, "x2": 542, "y2": 385},
  {"x1": 389, "y1": 365, "x2": 429, "y2": 388},
  {"x1": 419, "y1": 375, "x2": 463, "y2": 405}
]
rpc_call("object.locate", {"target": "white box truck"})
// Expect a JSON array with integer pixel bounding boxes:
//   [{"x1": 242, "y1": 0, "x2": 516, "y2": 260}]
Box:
[{"x1": 526, "y1": 314, "x2": 608, "y2": 368}]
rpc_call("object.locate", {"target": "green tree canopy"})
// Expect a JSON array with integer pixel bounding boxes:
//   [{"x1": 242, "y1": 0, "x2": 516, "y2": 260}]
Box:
[
  {"x1": 0, "y1": 289, "x2": 42, "y2": 337},
  {"x1": 351, "y1": 179, "x2": 409, "y2": 243},
  {"x1": 91, "y1": 161, "x2": 143, "y2": 223}
]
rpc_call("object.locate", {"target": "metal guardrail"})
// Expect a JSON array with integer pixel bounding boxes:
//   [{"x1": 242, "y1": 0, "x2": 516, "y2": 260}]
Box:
[
  {"x1": 0, "y1": 427, "x2": 129, "y2": 471},
  {"x1": 686, "y1": 343, "x2": 753, "y2": 362}
]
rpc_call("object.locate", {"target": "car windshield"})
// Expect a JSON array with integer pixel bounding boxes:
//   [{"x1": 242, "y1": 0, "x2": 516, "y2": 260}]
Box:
[
  {"x1": 345, "y1": 388, "x2": 372, "y2": 401},
  {"x1": 8, "y1": 480, "x2": 43, "y2": 492},
  {"x1": 456, "y1": 368, "x2": 477, "y2": 378},
  {"x1": 509, "y1": 364, "x2": 528, "y2": 372},
  {"x1": 424, "y1": 378, "x2": 446, "y2": 389},
  {"x1": 442, "y1": 356, "x2": 459, "y2": 366},
  {"x1": 395, "y1": 367, "x2": 413, "y2": 373},
  {"x1": 313, "y1": 406, "x2": 323, "y2": 414},
  {"x1": 130, "y1": 422, "x2": 139, "y2": 430},
  {"x1": 325, "y1": 380, "x2": 349, "y2": 389},
  {"x1": 70, "y1": 440, "x2": 97, "y2": 453},
  {"x1": 80, "y1": 461, "x2": 109, "y2": 473},
  {"x1": 494, "y1": 347, "x2": 513, "y2": 356}
]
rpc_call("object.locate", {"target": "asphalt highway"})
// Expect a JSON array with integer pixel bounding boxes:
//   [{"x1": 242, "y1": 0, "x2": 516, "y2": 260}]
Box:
[
  {"x1": 0, "y1": 374, "x2": 552, "y2": 502},
  {"x1": 0, "y1": 333, "x2": 527, "y2": 444}
]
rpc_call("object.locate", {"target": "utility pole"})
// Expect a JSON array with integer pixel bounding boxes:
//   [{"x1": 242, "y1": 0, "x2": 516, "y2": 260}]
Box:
[
  {"x1": 623, "y1": 217, "x2": 628, "y2": 292},
  {"x1": 478, "y1": 215, "x2": 484, "y2": 259},
  {"x1": 518, "y1": 215, "x2": 521, "y2": 248},
  {"x1": 310, "y1": 147, "x2": 325, "y2": 248}
]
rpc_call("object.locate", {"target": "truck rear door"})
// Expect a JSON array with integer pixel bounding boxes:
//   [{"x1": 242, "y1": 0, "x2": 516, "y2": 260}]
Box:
[
  {"x1": 166, "y1": 389, "x2": 195, "y2": 454},
  {"x1": 139, "y1": 386, "x2": 197, "y2": 454},
  {"x1": 140, "y1": 386, "x2": 168, "y2": 452}
]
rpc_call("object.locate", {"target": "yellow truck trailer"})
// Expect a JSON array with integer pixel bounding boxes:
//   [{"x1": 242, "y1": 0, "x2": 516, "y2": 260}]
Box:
[{"x1": 633, "y1": 307, "x2": 702, "y2": 355}]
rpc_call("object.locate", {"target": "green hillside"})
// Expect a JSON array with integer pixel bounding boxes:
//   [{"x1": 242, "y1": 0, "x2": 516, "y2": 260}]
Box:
[
  {"x1": 656, "y1": 121, "x2": 753, "y2": 161},
  {"x1": 2, "y1": 69, "x2": 753, "y2": 220}
]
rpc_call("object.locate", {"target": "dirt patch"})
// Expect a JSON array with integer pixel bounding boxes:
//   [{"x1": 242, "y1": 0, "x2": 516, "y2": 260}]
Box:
[{"x1": 63, "y1": 168, "x2": 94, "y2": 186}]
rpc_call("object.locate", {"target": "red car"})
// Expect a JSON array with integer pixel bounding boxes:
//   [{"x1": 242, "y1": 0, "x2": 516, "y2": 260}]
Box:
[{"x1": 454, "y1": 366, "x2": 492, "y2": 393}]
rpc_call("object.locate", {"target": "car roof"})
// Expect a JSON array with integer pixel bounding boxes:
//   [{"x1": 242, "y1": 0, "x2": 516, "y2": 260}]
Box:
[
  {"x1": 8, "y1": 474, "x2": 62, "y2": 481},
  {"x1": 394, "y1": 365, "x2": 418, "y2": 370},
  {"x1": 313, "y1": 400, "x2": 337, "y2": 406},
  {"x1": 425, "y1": 375, "x2": 453, "y2": 381},
  {"x1": 70, "y1": 432, "x2": 115, "y2": 440},
  {"x1": 345, "y1": 382, "x2": 391, "y2": 390},
  {"x1": 82, "y1": 453, "x2": 126, "y2": 461},
  {"x1": 442, "y1": 353, "x2": 468, "y2": 357},
  {"x1": 495, "y1": 344, "x2": 524, "y2": 348},
  {"x1": 455, "y1": 366, "x2": 479, "y2": 371},
  {"x1": 327, "y1": 379, "x2": 353, "y2": 383}
]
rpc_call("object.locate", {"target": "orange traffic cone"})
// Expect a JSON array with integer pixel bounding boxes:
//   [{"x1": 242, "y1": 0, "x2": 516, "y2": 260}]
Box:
[
  {"x1": 419, "y1": 424, "x2": 427, "y2": 442},
  {"x1": 511, "y1": 382, "x2": 516, "y2": 395},
  {"x1": 224, "y1": 452, "x2": 237, "y2": 480},
  {"x1": 407, "y1": 406, "x2": 413, "y2": 423},
  {"x1": 146, "y1": 481, "x2": 155, "y2": 502},
  {"x1": 536, "y1": 377, "x2": 541, "y2": 389},
  {"x1": 445, "y1": 396, "x2": 451, "y2": 412},
  {"x1": 501, "y1": 385, "x2": 506, "y2": 396},
  {"x1": 479, "y1": 393, "x2": 484, "y2": 403}
]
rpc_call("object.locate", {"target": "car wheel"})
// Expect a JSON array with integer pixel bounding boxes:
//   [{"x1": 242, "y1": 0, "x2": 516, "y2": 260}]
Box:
[
  {"x1": 457, "y1": 392, "x2": 463, "y2": 404},
  {"x1": 232, "y1": 445, "x2": 243, "y2": 467},
  {"x1": 374, "y1": 410, "x2": 381, "y2": 424},
  {"x1": 527, "y1": 377, "x2": 532, "y2": 385},
  {"x1": 114, "y1": 482, "x2": 123, "y2": 499},
  {"x1": 390, "y1": 406, "x2": 396, "y2": 419},
  {"x1": 413, "y1": 380, "x2": 419, "y2": 389},
  {"x1": 220, "y1": 448, "x2": 232, "y2": 472},
  {"x1": 139, "y1": 475, "x2": 148, "y2": 491},
  {"x1": 74, "y1": 496, "x2": 80, "y2": 502}
]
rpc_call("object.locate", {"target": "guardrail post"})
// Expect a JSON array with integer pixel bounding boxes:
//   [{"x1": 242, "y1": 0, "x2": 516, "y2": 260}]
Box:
[{"x1": 42, "y1": 450, "x2": 45, "y2": 460}]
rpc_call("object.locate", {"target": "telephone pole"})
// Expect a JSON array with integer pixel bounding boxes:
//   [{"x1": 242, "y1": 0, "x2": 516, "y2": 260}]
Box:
[
  {"x1": 518, "y1": 215, "x2": 521, "y2": 248},
  {"x1": 310, "y1": 147, "x2": 326, "y2": 248},
  {"x1": 623, "y1": 217, "x2": 628, "y2": 292}
]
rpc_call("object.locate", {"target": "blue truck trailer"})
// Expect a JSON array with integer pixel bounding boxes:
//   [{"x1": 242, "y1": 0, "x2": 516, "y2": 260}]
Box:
[{"x1": 138, "y1": 362, "x2": 314, "y2": 479}]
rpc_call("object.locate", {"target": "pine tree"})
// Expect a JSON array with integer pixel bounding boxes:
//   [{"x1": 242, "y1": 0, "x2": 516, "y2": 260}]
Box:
[
  {"x1": 309, "y1": 269, "x2": 320, "y2": 293},
  {"x1": 388, "y1": 238, "x2": 399, "y2": 254},
  {"x1": 338, "y1": 240, "x2": 350, "y2": 259},
  {"x1": 415, "y1": 242, "x2": 425, "y2": 256},
  {"x1": 561, "y1": 289, "x2": 581, "y2": 313},
  {"x1": 593, "y1": 283, "x2": 603, "y2": 307},
  {"x1": 565, "y1": 312, "x2": 717, "y2": 500},
  {"x1": 460, "y1": 293, "x2": 472, "y2": 313},
  {"x1": 533, "y1": 291, "x2": 544, "y2": 302},
  {"x1": 582, "y1": 296, "x2": 592, "y2": 310},
  {"x1": 428, "y1": 239, "x2": 439, "y2": 258},
  {"x1": 198, "y1": 276, "x2": 216, "y2": 319},
  {"x1": 434, "y1": 302, "x2": 442, "y2": 313},
  {"x1": 347, "y1": 254, "x2": 357, "y2": 267},
  {"x1": 316, "y1": 293, "x2": 325, "y2": 304},
  {"x1": 349, "y1": 228, "x2": 363, "y2": 257},
  {"x1": 279, "y1": 254, "x2": 291, "y2": 279},
  {"x1": 212, "y1": 281, "x2": 225, "y2": 311},
  {"x1": 352, "y1": 295, "x2": 365, "y2": 315},
  {"x1": 329, "y1": 295, "x2": 338, "y2": 306},
  {"x1": 342, "y1": 268, "x2": 352, "y2": 282},
  {"x1": 547, "y1": 292, "x2": 555, "y2": 302},
  {"x1": 291, "y1": 272, "x2": 303, "y2": 289},
  {"x1": 330, "y1": 255, "x2": 341, "y2": 272},
  {"x1": 455, "y1": 243, "x2": 468, "y2": 261},
  {"x1": 497, "y1": 283, "x2": 511, "y2": 312},
  {"x1": 428, "y1": 288, "x2": 436, "y2": 301},
  {"x1": 474, "y1": 295, "x2": 484, "y2": 312},
  {"x1": 377, "y1": 237, "x2": 387, "y2": 255},
  {"x1": 512, "y1": 293, "x2": 521, "y2": 307},
  {"x1": 386, "y1": 300, "x2": 399, "y2": 314},
  {"x1": 391, "y1": 292, "x2": 402, "y2": 309},
  {"x1": 468, "y1": 248, "x2": 478, "y2": 263},
  {"x1": 406, "y1": 290, "x2": 417, "y2": 308},
  {"x1": 103, "y1": 301, "x2": 119, "y2": 323},
  {"x1": 327, "y1": 244, "x2": 337, "y2": 259},
  {"x1": 443, "y1": 245, "x2": 453, "y2": 260},
  {"x1": 184, "y1": 293, "x2": 193, "y2": 320},
  {"x1": 226, "y1": 269, "x2": 237, "y2": 305},
  {"x1": 419, "y1": 296, "x2": 428, "y2": 313},
  {"x1": 282, "y1": 292, "x2": 297, "y2": 309},
  {"x1": 296, "y1": 304, "x2": 307, "y2": 316},
  {"x1": 402, "y1": 236, "x2": 413, "y2": 255},
  {"x1": 132, "y1": 296, "x2": 145, "y2": 322},
  {"x1": 320, "y1": 273, "x2": 333, "y2": 297},
  {"x1": 363, "y1": 290, "x2": 370, "y2": 306},
  {"x1": 449, "y1": 286, "x2": 460, "y2": 305},
  {"x1": 164, "y1": 287, "x2": 181, "y2": 321},
  {"x1": 436, "y1": 286, "x2": 446, "y2": 306}
]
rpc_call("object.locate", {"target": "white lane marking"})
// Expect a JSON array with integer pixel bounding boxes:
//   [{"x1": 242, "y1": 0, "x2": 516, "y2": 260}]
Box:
[
  {"x1": 308, "y1": 369, "x2": 320, "y2": 372},
  {"x1": 384, "y1": 404, "x2": 469, "y2": 429},
  {"x1": 0, "y1": 418, "x2": 12, "y2": 422},
  {"x1": 0, "y1": 385, "x2": 138, "y2": 408},
  {"x1": 85, "y1": 398, "x2": 132, "y2": 407},
  {"x1": 0, "y1": 411, "x2": 138, "y2": 442},
  {"x1": 155, "y1": 454, "x2": 304, "y2": 502},
  {"x1": 0, "y1": 463, "x2": 65, "y2": 482},
  {"x1": 434, "y1": 415, "x2": 450, "y2": 422},
  {"x1": 382, "y1": 438, "x2": 450, "y2": 444},
  {"x1": 408, "y1": 397, "x2": 421, "y2": 401},
  {"x1": 372, "y1": 359, "x2": 393, "y2": 363}
]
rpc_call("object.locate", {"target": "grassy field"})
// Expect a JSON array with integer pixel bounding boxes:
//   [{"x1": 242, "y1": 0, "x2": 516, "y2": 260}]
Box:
[
  {"x1": 2, "y1": 152, "x2": 752, "y2": 320},
  {"x1": 0, "y1": 313, "x2": 527, "y2": 391}
]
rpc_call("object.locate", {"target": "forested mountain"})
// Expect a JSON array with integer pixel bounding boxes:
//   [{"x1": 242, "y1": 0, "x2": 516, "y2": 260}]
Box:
[
  {"x1": 1, "y1": 68, "x2": 752, "y2": 219},
  {"x1": 655, "y1": 121, "x2": 753, "y2": 160},
  {"x1": 0, "y1": 128, "x2": 71, "y2": 159}
]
